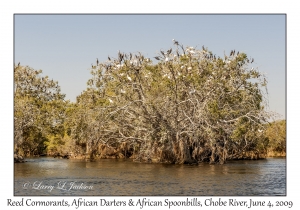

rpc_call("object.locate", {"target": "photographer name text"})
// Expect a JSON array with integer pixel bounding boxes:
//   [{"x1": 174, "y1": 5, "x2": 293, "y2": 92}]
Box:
[{"x1": 23, "y1": 181, "x2": 93, "y2": 192}]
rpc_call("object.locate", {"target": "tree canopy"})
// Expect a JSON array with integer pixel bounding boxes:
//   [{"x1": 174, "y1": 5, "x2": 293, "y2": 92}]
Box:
[
  {"x1": 66, "y1": 41, "x2": 271, "y2": 163},
  {"x1": 14, "y1": 64, "x2": 65, "y2": 156},
  {"x1": 14, "y1": 41, "x2": 281, "y2": 164}
]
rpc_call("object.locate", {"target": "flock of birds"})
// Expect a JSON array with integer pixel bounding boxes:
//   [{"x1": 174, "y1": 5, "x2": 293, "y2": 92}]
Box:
[
  {"x1": 89, "y1": 39, "x2": 257, "y2": 105},
  {"x1": 91, "y1": 39, "x2": 255, "y2": 71}
]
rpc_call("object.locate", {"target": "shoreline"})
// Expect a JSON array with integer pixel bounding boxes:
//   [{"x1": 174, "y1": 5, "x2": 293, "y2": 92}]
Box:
[{"x1": 15, "y1": 153, "x2": 286, "y2": 164}]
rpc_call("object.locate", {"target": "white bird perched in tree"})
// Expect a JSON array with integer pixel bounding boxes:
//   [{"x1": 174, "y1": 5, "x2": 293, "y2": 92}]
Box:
[
  {"x1": 108, "y1": 99, "x2": 113, "y2": 103},
  {"x1": 172, "y1": 39, "x2": 179, "y2": 45},
  {"x1": 186, "y1": 47, "x2": 195, "y2": 53},
  {"x1": 144, "y1": 72, "x2": 151, "y2": 78},
  {"x1": 130, "y1": 59, "x2": 138, "y2": 65},
  {"x1": 187, "y1": 67, "x2": 192, "y2": 70},
  {"x1": 165, "y1": 57, "x2": 169, "y2": 62},
  {"x1": 189, "y1": 89, "x2": 196, "y2": 94},
  {"x1": 127, "y1": 75, "x2": 132, "y2": 81},
  {"x1": 120, "y1": 89, "x2": 126, "y2": 94}
]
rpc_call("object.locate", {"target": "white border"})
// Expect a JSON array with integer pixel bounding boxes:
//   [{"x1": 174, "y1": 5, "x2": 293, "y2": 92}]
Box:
[{"x1": 2, "y1": 1, "x2": 297, "y2": 209}]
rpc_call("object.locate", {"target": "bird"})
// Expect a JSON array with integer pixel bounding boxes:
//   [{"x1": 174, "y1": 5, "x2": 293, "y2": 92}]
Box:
[
  {"x1": 96, "y1": 58, "x2": 99, "y2": 65},
  {"x1": 189, "y1": 89, "x2": 196, "y2": 94},
  {"x1": 108, "y1": 99, "x2": 113, "y2": 103},
  {"x1": 172, "y1": 39, "x2": 179, "y2": 45},
  {"x1": 118, "y1": 51, "x2": 124, "y2": 62},
  {"x1": 127, "y1": 75, "x2": 132, "y2": 81},
  {"x1": 108, "y1": 56, "x2": 111, "y2": 61},
  {"x1": 154, "y1": 56, "x2": 160, "y2": 60}
]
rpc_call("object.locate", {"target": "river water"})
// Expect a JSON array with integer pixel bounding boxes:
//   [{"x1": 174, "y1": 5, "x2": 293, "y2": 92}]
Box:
[{"x1": 14, "y1": 157, "x2": 286, "y2": 196}]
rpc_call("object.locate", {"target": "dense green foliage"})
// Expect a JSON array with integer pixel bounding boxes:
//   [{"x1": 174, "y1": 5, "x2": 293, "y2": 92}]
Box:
[
  {"x1": 14, "y1": 41, "x2": 285, "y2": 164},
  {"x1": 14, "y1": 64, "x2": 66, "y2": 156},
  {"x1": 265, "y1": 120, "x2": 286, "y2": 155}
]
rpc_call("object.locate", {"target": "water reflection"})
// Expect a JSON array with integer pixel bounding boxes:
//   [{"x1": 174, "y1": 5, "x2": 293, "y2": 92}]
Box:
[{"x1": 15, "y1": 157, "x2": 286, "y2": 196}]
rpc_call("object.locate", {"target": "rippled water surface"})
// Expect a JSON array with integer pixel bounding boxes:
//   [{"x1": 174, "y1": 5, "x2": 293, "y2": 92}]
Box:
[{"x1": 14, "y1": 157, "x2": 286, "y2": 196}]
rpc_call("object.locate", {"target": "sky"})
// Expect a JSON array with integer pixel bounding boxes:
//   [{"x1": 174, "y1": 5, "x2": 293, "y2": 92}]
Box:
[{"x1": 14, "y1": 14, "x2": 286, "y2": 119}]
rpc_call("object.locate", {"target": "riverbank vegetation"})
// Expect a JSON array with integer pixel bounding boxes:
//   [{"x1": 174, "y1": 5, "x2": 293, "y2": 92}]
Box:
[
  {"x1": 14, "y1": 41, "x2": 286, "y2": 164},
  {"x1": 264, "y1": 120, "x2": 286, "y2": 156}
]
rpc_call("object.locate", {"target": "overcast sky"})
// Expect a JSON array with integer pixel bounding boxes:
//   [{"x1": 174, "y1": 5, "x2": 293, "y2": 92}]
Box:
[{"x1": 14, "y1": 14, "x2": 286, "y2": 119}]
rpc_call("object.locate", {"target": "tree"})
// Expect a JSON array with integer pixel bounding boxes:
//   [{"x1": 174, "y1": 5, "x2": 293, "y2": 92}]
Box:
[
  {"x1": 264, "y1": 120, "x2": 286, "y2": 155},
  {"x1": 73, "y1": 40, "x2": 270, "y2": 164},
  {"x1": 14, "y1": 64, "x2": 65, "y2": 156}
]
